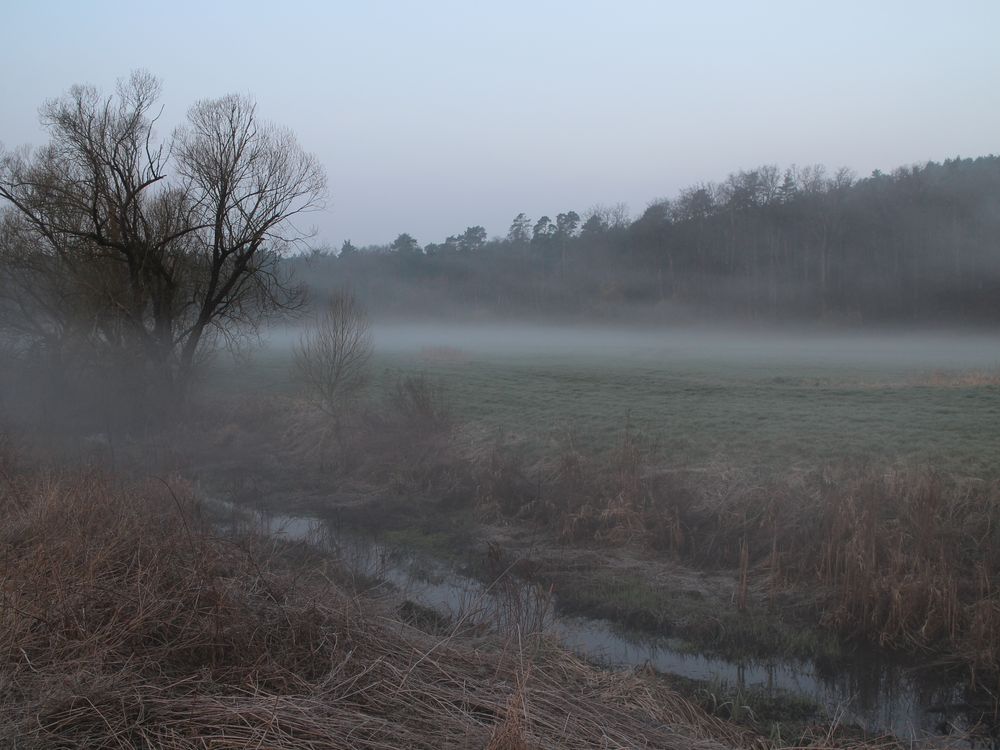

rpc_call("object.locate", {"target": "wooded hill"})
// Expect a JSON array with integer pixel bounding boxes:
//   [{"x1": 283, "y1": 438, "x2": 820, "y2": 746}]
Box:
[{"x1": 297, "y1": 155, "x2": 1000, "y2": 324}]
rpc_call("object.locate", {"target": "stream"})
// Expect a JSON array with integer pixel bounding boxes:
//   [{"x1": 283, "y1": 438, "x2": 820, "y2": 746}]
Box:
[{"x1": 220, "y1": 503, "x2": 998, "y2": 748}]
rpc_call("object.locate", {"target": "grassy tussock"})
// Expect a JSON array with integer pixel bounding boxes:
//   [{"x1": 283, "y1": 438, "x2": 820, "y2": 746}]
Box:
[{"x1": 1, "y1": 460, "x2": 783, "y2": 749}]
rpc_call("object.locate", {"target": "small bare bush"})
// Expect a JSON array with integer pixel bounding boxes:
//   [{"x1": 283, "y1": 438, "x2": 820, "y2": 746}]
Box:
[
  {"x1": 294, "y1": 290, "x2": 373, "y2": 417},
  {"x1": 387, "y1": 373, "x2": 451, "y2": 431}
]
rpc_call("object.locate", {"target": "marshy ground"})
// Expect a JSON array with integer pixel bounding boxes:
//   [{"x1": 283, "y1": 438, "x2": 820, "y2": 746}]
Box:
[
  {"x1": 190, "y1": 323, "x2": 1000, "y2": 745},
  {"x1": 5, "y1": 323, "x2": 1000, "y2": 747}
]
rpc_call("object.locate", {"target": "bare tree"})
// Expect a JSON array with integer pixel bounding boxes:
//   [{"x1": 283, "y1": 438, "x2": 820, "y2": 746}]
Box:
[
  {"x1": 294, "y1": 290, "x2": 373, "y2": 417},
  {"x1": 0, "y1": 71, "x2": 326, "y2": 405},
  {"x1": 173, "y1": 94, "x2": 325, "y2": 382}
]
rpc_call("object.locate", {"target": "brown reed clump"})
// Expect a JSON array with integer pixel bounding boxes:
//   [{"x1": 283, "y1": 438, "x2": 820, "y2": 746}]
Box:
[
  {"x1": 0, "y1": 461, "x2": 772, "y2": 749},
  {"x1": 660, "y1": 466, "x2": 1000, "y2": 676},
  {"x1": 476, "y1": 423, "x2": 1000, "y2": 676},
  {"x1": 811, "y1": 470, "x2": 1000, "y2": 673}
]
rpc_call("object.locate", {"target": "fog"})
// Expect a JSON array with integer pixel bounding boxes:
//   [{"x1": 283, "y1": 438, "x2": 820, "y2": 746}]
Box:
[{"x1": 268, "y1": 321, "x2": 1000, "y2": 374}]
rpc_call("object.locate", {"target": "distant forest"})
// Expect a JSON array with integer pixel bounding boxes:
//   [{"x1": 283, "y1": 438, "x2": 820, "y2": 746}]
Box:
[{"x1": 296, "y1": 156, "x2": 1000, "y2": 324}]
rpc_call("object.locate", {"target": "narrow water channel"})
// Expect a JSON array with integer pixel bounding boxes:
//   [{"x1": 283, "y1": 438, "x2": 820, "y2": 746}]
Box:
[{"x1": 222, "y1": 504, "x2": 998, "y2": 748}]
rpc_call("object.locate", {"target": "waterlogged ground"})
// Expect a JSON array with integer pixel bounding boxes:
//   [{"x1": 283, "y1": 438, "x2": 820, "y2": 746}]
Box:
[
  {"x1": 205, "y1": 323, "x2": 1000, "y2": 745},
  {"x1": 244, "y1": 323, "x2": 1000, "y2": 475},
  {"x1": 231, "y1": 504, "x2": 993, "y2": 746}
]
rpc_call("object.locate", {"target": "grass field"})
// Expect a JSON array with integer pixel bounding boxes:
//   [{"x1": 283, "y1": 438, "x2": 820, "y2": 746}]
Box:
[
  {"x1": 231, "y1": 324, "x2": 1000, "y2": 477},
  {"x1": 197, "y1": 323, "x2": 1000, "y2": 714}
]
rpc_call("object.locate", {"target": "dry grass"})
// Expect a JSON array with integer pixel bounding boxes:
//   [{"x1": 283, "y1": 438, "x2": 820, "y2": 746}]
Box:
[
  {"x1": 473, "y1": 425, "x2": 1000, "y2": 678},
  {"x1": 177, "y1": 387, "x2": 1000, "y2": 685},
  {"x1": 139, "y1": 385, "x2": 1000, "y2": 730},
  {"x1": 0, "y1": 455, "x2": 786, "y2": 749},
  {"x1": 811, "y1": 471, "x2": 1000, "y2": 672},
  {"x1": 200, "y1": 381, "x2": 461, "y2": 492},
  {"x1": 916, "y1": 369, "x2": 1000, "y2": 387}
]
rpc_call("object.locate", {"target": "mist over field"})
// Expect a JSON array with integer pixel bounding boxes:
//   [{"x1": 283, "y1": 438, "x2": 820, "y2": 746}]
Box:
[
  {"x1": 263, "y1": 319, "x2": 1000, "y2": 374},
  {"x1": 4, "y1": 4, "x2": 1000, "y2": 746},
  {"x1": 233, "y1": 320, "x2": 1000, "y2": 484},
  {"x1": 369, "y1": 323, "x2": 1000, "y2": 370}
]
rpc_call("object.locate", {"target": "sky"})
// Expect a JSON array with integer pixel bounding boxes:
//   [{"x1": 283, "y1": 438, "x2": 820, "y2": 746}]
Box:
[{"x1": 1, "y1": 1, "x2": 998, "y2": 248}]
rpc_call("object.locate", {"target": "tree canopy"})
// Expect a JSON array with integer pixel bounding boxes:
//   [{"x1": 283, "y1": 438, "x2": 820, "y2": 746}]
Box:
[
  {"x1": 0, "y1": 71, "x2": 326, "y2": 407},
  {"x1": 298, "y1": 156, "x2": 1000, "y2": 324}
]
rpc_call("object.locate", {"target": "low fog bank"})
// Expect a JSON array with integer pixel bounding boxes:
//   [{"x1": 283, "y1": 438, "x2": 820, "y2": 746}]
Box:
[{"x1": 265, "y1": 321, "x2": 1000, "y2": 374}]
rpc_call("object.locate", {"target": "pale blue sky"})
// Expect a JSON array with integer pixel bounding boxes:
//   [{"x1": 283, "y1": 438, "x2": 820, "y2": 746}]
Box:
[{"x1": 2, "y1": 1, "x2": 997, "y2": 247}]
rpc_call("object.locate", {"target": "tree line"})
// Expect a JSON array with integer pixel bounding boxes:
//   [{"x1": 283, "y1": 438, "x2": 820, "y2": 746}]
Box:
[
  {"x1": 301, "y1": 156, "x2": 1000, "y2": 324},
  {"x1": 3, "y1": 72, "x2": 998, "y2": 425}
]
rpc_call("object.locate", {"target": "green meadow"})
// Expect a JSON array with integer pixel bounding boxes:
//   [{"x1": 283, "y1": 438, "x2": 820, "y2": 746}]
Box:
[{"x1": 233, "y1": 324, "x2": 1000, "y2": 476}]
